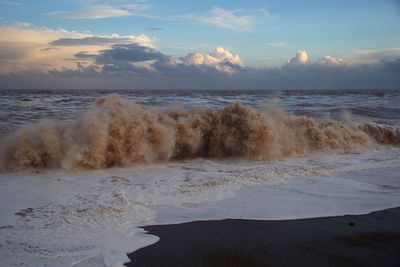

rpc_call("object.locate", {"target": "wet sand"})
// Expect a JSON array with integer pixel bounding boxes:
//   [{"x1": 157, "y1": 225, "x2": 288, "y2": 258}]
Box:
[{"x1": 126, "y1": 207, "x2": 400, "y2": 267}]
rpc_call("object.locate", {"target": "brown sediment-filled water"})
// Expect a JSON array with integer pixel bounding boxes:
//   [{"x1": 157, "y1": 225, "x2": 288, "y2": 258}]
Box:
[{"x1": 1, "y1": 94, "x2": 399, "y2": 171}]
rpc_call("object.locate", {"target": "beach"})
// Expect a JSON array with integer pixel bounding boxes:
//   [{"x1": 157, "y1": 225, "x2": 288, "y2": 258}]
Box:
[
  {"x1": 0, "y1": 90, "x2": 400, "y2": 267},
  {"x1": 127, "y1": 207, "x2": 400, "y2": 267}
]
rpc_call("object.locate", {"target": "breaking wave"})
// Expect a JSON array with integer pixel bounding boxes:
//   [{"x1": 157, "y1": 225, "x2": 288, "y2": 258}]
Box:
[{"x1": 0, "y1": 94, "x2": 399, "y2": 171}]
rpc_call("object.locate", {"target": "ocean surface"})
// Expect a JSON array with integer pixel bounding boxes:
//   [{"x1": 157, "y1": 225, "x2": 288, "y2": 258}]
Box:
[
  {"x1": 0, "y1": 89, "x2": 400, "y2": 267},
  {"x1": 1, "y1": 89, "x2": 400, "y2": 135}
]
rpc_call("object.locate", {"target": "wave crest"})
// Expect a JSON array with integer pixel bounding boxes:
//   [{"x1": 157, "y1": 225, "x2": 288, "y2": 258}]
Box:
[{"x1": 0, "y1": 94, "x2": 398, "y2": 171}]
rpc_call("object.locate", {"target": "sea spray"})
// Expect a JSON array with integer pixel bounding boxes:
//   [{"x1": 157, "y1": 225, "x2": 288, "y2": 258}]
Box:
[{"x1": 0, "y1": 94, "x2": 398, "y2": 171}]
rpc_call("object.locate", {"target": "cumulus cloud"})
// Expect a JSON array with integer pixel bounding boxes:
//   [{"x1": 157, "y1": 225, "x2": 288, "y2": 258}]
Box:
[
  {"x1": 183, "y1": 47, "x2": 243, "y2": 66},
  {"x1": 287, "y1": 50, "x2": 309, "y2": 65},
  {"x1": 181, "y1": 7, "x2": 267, "y2": 30},
  {"x1": 286, "y1": 51, "x2": 345, "y2": 67},
  {"x1": 316, "y1": 55, "x2": 345, "y2": 65}
]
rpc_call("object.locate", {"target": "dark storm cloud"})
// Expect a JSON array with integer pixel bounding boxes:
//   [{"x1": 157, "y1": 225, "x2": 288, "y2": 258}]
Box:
[
  {"x1": 74, "y1": 51, "x2": 97, "y2": 59},
  {"x1": 95, "y1": 44, "x2": 165, "y2": 64}
]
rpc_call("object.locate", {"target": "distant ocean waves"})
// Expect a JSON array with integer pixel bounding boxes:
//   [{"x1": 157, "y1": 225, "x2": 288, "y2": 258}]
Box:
[{"x1": 0, "y1": 94, "x2": 399, "y2": 171}]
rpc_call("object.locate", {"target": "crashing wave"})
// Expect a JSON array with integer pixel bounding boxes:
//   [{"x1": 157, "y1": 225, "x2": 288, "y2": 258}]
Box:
[{"x1": 0, "y1": 94, "x2": 398, "y2": 171}]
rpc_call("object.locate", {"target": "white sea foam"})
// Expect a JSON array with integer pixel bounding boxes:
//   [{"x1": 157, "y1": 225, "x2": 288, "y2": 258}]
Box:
[{"x1": 1, "y1": 147, "x2": 400, "y2": 266}]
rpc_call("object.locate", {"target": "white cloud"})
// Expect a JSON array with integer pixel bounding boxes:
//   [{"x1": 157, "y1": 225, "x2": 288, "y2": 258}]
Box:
[
  {"x1": 266, "y1": 42, "x2": 291, "y2": 48},
  {"x1": 210, "y1": 46, "x2": 244, "y2": 66},
  {"x1": 317, "y1": 55, "x2": 344, "y2": 65},
  {"x1": 288, "y1": 50, "x2": 309, "y2": 64},
  {"x1": 182, "y1": 46, "x2": 244, "y2": 73},
  {"x1": 14, "y1": 21, "x2": 31, "y2": 28},
  {"x1": 45, "y1": 5, "x2": 132, "y2": 19},
  {"x1": 44, "y1": 2, "x2": 152, "y2": 20},
  {"x1": 0, "y1": 0, "x2": 21, "y2": 6},
  {"x1": 181, "y1": 7, "x2": 266, "y2": 30}
]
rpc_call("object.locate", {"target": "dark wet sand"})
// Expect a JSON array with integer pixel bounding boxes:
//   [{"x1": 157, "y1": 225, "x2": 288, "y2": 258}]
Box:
[{"x1": 125, "y1": 207, "x2": 400, "y2": 267}]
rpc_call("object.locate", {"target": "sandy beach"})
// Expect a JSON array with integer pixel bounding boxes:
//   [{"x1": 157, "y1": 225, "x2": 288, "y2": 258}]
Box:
[{"x1": 126, "y1": 207, "x2": 400, "y2": 267}]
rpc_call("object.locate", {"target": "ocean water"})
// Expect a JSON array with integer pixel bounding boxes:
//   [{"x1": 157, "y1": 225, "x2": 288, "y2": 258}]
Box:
[
  {"x1": 1, "y1": 89, "x2": 400, "y2": 135},
  {"x1": 0, "y1": 89, "x2": 400, "y2": 267}
]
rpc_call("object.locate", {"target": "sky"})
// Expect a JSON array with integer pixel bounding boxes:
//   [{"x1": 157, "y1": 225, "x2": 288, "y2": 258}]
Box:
[{"x1": 0, "y1": 0, "x2": 399, "y2": 89}]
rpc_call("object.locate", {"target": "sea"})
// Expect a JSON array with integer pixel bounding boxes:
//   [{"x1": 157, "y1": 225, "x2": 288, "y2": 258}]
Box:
[
  {"x1": 0, "y1": 89, "x2": 400, "y2": 267},
  {"x1": 1, "y1": 89, "x2": 400, "y2": 135}
]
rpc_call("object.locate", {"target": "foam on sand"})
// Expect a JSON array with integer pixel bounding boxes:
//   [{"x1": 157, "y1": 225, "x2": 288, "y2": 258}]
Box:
[{"x1": 1, "y1": 148, "x2": 400, "y2": 266}]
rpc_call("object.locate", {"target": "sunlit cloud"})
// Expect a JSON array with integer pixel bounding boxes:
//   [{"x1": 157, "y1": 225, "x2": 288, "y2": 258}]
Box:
[
  {"x1": 0, "y1": 25, "x2": 154, "y2": 73},
  {"x1": 44, "y1": 2, "x2": 151, "y2": 20},
  {"x1": 316, "y1": 55, "x2": 345, "y2": 65},
  {"x1": 45, "y1": 5, "x2": 133, "y2": 19},
  {"x1": 287, "y1": 50, "x2": 309, "y2": 64}
]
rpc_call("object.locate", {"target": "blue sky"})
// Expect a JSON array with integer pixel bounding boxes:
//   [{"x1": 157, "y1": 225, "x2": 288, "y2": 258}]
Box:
[{"x1": 0, "y1": 0, "x2": 399, "y2": 89}]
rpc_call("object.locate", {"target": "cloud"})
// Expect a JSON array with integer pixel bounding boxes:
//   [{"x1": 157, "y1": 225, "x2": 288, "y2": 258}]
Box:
[
  {"x1": 183, "y1": 47, "x2": 244, "y2": 66},
  {"x1": 40, "y1": 47, "x2": 60, "y2": 52},
  {"x1": 157, "y1": 46, "x2": 244, "y2": 74},
  {"x1": 14, "y1": 21, "x2": 31, "y2": 28},
  {"x1": 382, "y1": 58, "x2": 400, "y2": 73},
  {"x1": 0, "y1": 25, "x2": 92, "y2": 73},
  {"x1": 266, "y1": 42, "x2": 291, "y2": 48},
  {"x1": 49, "y1": 62, "x2": 100, "y2": 77},
  {"x1": 51, "y1": 34, "x2": 154, "y2": 48},
  {"x1": 351, "y1": 48, "x2": 400, "y2": 63},
  {"x1": 71, "y1": 43, "x2": 167, "y2": 75},
  {"x1": 1, "y1": 24, "x2": 400, "y2": 89},
  {"x1": 287, "y1": 50, "x2": 309, "y2": 65},
  {"x1": 71, "y1": 44, "x2": 244, "y2": 75},
  {"x1": 316, "y1": 55, "x2": 344, "y2": 65},
  {"x1": 0, "y1": 25, "x2": 156, "y2": 73},
  {"x1": 95, "y1": 44, "x2": 165, "y2": 63},
  {"x1": 0, "y1": 0, "x2": 21, "y2": 6},
  {"x1": 181, "y1": 7, "x2": 267, "y2": 30},
  {"x1": 44, "y1": 2, "x2": 151, "y2": 20},
  {"x1": 45, "y1": 5, "x2": 132, "y2": 19},
  {"x1": 148, "y1": 27, "x2": 163, "y2": 31},
  {"x1": 2, "y1": 54, "x2": 400, "y2": 90}
]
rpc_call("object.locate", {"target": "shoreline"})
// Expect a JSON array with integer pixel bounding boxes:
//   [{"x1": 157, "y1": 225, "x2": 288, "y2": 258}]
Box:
[{"x1": 126, "y1": 207, "x2": 400, "y2": 267}]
